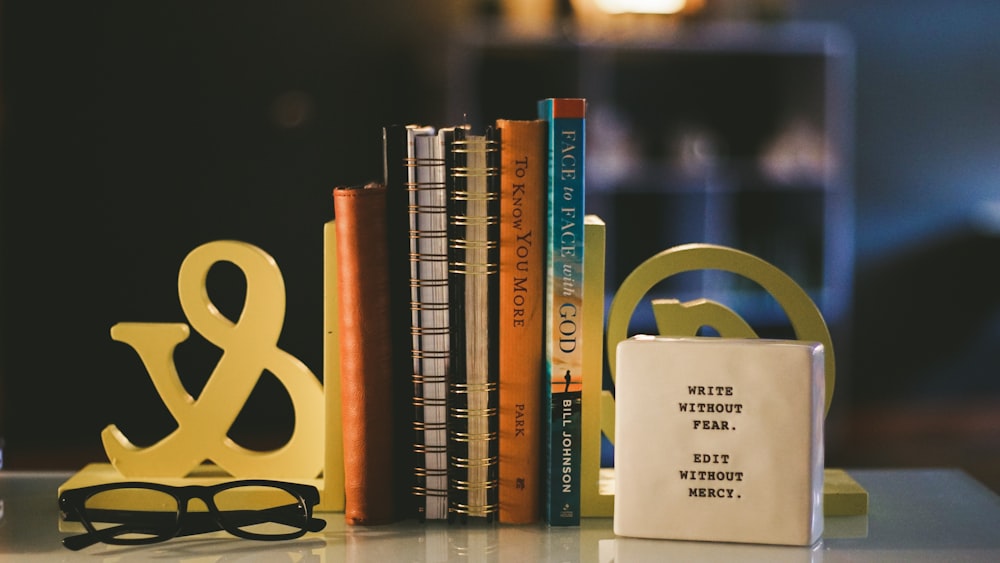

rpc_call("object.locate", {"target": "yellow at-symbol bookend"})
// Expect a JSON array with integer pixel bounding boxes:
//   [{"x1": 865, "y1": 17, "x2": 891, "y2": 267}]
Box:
[
  {"x1": 605, "y1": 243, "x2": 836, "y2": 425},
  {"x1": 582, "y1": 243, "x2": 866, "y2": 518}
]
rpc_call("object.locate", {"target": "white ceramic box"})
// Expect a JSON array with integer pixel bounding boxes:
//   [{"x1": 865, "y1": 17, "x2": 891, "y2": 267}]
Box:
[{"x1": 613, "y1": 336, "x2": 825, "y2": 546}]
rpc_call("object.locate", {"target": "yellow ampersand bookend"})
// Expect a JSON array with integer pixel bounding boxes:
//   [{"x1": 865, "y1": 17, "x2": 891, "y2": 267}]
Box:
[
  {"x1": 602, "y1": 243, "x2": 836, "y2": 448},
  {"x1": 103, "y1": 240, "x2": 324, "y2": 480}
]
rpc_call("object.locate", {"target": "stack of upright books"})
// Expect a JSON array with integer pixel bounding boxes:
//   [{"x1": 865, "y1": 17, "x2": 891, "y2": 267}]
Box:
[{"x1": 330, "y1": 98, "x2": 601, "y2": 527}]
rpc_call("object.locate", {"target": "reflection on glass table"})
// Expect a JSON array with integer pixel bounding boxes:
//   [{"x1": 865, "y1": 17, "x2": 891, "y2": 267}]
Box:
[{"x1": 0, "y1": 468, "x2": 998, "y2": 561}]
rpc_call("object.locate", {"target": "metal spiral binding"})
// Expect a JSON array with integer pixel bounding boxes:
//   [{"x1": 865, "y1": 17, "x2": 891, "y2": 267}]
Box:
[{"x1": 446, "y1": 131, "x2": 500, "y2": 521}]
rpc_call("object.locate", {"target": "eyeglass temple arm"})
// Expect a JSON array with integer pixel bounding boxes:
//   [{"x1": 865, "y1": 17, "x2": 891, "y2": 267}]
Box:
[
  {"x1": 62, "y1": 504, "x2": 324, "y2": 550},
  {"x1": 181, "y1": 504, "x2": 326, "y2": 535},
  {"x1": 61, "y1": 509, "x2": 178, "y2": 551},
  {"x1": 62, "y1": 521, "x2": 166, "y2": 552},
  {"x1": 63, "y1": 531, "x2": 106, "y2": 551}
]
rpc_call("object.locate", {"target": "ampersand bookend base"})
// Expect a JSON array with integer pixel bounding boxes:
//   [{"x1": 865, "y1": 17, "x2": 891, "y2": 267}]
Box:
[
  {"x1": 613, "y1": 336, "x2": 825, "y2": 546},
  {"x1": 57, "y1": 239, "x2": 344, "y2": 528}
]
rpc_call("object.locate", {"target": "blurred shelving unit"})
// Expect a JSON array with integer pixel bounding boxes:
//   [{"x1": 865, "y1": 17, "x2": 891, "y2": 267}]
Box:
[{"x1": 447, "y1": 19, "x2": 854, "y2": 339}]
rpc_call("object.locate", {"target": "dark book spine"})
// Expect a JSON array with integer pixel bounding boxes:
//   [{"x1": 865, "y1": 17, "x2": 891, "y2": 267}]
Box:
[{"x1": 383, "y1": 125, "x2": 423, "y2": 520}]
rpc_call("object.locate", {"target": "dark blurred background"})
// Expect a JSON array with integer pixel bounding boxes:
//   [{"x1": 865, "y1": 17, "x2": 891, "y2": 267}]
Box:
[{"x1": 2, "y1": 1, "x2": 998, "y2": 491}]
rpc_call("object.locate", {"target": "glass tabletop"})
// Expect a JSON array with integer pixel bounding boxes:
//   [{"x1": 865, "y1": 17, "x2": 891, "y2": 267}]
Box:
[{"x1": 2, "y1": 468, "x2": 998, "y2": 561}]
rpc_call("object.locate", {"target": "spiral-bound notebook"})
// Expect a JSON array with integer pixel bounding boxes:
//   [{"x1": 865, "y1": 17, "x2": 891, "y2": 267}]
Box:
[
  {"x1": 446, "y1": 125, "x2": 500, "y2": 521},
  {"x1": 385, "y1": 124, "x2": 438, "y2": 520},
  {"x1": 408, "y1": 127, "x2": 451, "y2": 521}
]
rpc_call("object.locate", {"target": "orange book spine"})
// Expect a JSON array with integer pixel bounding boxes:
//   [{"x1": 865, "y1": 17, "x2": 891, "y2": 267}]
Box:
[{"x1": 496, "y1": 119, "x2": 547, "y2": 523}]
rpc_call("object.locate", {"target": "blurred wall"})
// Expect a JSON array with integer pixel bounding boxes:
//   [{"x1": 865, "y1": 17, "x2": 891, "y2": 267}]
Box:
[
  {"x1": 1, "y1": 1, "x2": 998, "y2": 469},
  {"x1": 0, "y1": 1, "x2": 469, "y2": 464},
  {"x1": 797, "y1": 0, "x2": 1000, "y2": 265},
  {"x1": 795, "y1": 0, "x2": 1000, "y2": 405}
]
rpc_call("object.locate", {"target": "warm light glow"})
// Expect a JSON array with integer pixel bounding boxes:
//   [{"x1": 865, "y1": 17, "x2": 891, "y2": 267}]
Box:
[{"x1": 594, "y1": 0, "x2": 688, "y2": 14}]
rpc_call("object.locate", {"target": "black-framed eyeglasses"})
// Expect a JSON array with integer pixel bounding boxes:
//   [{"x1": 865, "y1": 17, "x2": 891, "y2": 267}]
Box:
[{"x1": 58, "y1": 480, "x2": 326, "y2": 551}]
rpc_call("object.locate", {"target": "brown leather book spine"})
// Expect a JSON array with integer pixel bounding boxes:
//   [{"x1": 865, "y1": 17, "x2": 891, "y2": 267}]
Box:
[{"x1": 333, "y1": 183, "x2": 397, "y2": 525}]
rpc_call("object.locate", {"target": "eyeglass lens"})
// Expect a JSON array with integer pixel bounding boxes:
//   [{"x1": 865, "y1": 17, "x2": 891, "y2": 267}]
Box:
[
  {"x1": 84, "y1": 487, "x2": 178, "y2": 542},
  {"x1": 214, "y1": 484, "x2": 308, "y2": 537}
]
